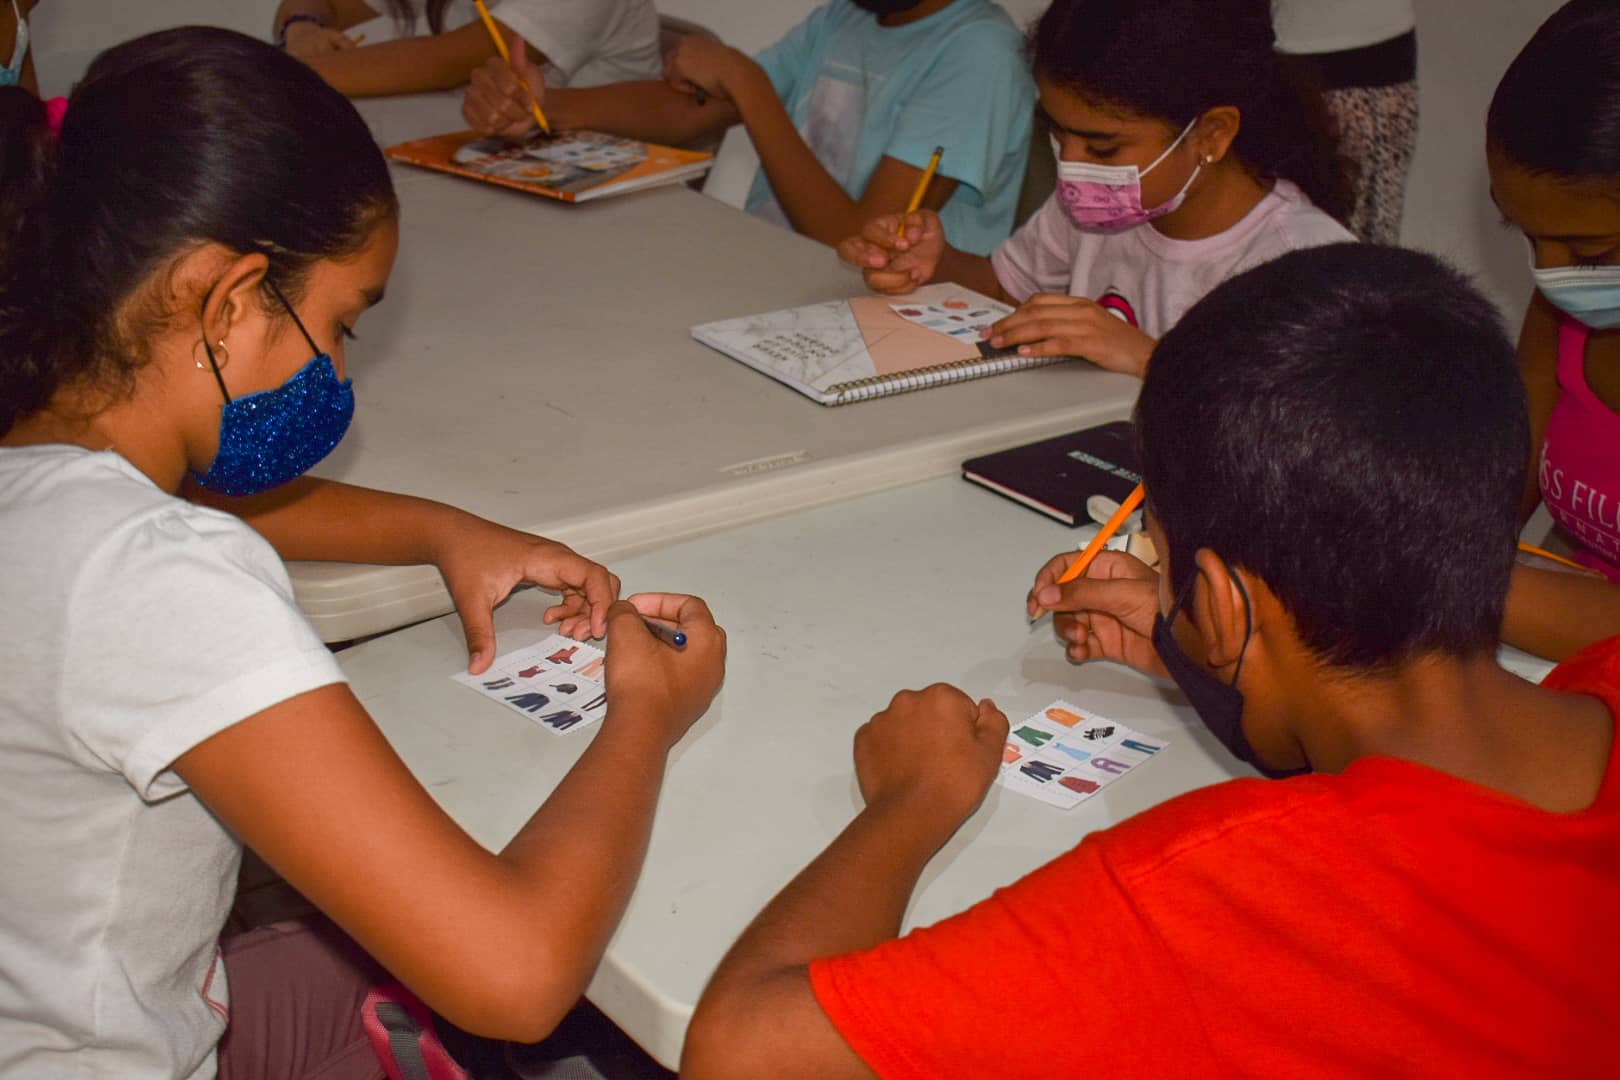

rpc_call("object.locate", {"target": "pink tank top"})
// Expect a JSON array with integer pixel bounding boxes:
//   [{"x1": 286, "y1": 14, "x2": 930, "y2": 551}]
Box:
[{"x1": 1539, "y1": 316, "x2": 1620, "y2": 581}]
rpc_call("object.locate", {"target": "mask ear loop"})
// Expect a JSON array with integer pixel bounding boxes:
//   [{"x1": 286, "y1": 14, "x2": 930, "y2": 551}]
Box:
[
  {"x1": 263, "y1": 277, "x2": 323, "y2": 358},
  {"x1": 1167, "y1": 555, "x2": 1255, "y2": 685},
  {"x1": 200, "y1": 339, "x2": 232, "y2": 404},
  {"x1": 1227, "y1": 565, "x2": 1254, "y2": 685}
]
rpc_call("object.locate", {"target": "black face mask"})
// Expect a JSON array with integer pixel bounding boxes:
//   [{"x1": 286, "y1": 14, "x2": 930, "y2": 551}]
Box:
[
  {"x1": 1150, "y1": 564, "x2": 1309, "y2": 779},
  {"x1": 851, "y1": 0, "x2": 922, "y2": 15}
]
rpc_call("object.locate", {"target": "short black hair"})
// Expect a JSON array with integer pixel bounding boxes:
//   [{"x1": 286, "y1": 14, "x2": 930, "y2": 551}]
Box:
[
  {"x1": 1488, "y1": 0, "x2": 1620, "y2": 178},
  {"x1": 1136, "y1": 243, "x2": 1526, "y2": 669}
]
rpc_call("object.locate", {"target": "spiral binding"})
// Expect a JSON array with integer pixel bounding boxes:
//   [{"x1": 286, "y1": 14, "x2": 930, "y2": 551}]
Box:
[{"x1": 828, "y1": 351, "x2": 1069, "y2": 404}]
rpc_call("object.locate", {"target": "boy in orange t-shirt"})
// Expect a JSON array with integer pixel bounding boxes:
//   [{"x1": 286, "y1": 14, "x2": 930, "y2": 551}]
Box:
[{"x1": 681, "y1": 243, "x2": 1620, "y2": 1079}]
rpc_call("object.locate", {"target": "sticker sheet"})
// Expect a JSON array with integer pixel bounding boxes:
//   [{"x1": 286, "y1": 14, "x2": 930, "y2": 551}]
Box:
[
  {"x1": 889, "y1": 295, "x2": 1011, "y2": 344},
  {"x1": 997, "y1": 700, "x2": 1167, "y2": 809},
  {"x1": 451, "y1": 634, "x2": 608, "y2": 735}
]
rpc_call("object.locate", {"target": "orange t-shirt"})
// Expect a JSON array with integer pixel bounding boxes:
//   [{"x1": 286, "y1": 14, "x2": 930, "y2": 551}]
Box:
[{"x1": 810, "y1": 641, "x2": 1620, "y2": 1077}]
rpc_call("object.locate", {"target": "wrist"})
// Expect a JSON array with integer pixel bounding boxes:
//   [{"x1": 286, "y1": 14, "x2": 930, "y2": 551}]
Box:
[
  {"x1": 861, "y1": 783, "x2": 978, "y2": 850},
  {"x1": 597, "y1": 701, "x2": 682, "y2": 755},
  {"x1": 722, "y1": 55, "x2": 770, "y2": 113},
  {"x1": 277, "y1": 13, "x2": 325, "y2": 48}
]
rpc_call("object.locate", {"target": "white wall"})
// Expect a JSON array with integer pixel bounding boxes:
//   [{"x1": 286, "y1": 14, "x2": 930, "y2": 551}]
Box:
[
  {"x1": 31, "y1": 0, "x2": 1563, "y2": 323},
  {"x1": 1406, "y1": 0, "x2": 1563, "y2": 324}
]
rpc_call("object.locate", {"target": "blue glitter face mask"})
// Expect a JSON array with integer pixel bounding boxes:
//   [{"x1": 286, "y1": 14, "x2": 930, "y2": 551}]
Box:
[{"x1": 190, "y1": 280, "x2": 355, "y2": 496}]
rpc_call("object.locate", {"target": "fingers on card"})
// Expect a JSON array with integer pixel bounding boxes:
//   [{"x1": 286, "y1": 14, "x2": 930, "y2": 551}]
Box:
[
  {"x1": 996, "y1": 700, "x2": 1167, "y2": 809},
  {"x1": 451, "y1": 634, "x2": 609, "y2": 735},
  {"x1": 891, "y1": 294, "x2": 1011, "y2": 343}
]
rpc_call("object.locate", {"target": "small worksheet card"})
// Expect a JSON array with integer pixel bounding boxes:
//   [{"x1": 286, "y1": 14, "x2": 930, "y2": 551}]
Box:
[
  {"x1": 998, "y1": 700, "x2": 1168, "y2": 809},
  {"x1": 451, "y1": 634, "x2": 609, "y2": 735},
  {"x1": 890, "y1": 296, "x2": 1011, "y2": 344}
]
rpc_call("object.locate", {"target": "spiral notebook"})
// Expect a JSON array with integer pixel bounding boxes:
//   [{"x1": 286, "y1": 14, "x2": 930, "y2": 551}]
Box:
[{"x1": 690, "y1": 284, "x2": 1069, "y2": 406}]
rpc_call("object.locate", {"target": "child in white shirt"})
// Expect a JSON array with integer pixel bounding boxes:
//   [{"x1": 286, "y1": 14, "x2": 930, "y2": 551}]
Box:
[
  {"x1": 840, "y1": 0, "x2": 1354, "y2": 377},
  {"x1": 272, "y1": 0, "x2": 660, "y2": 96}
]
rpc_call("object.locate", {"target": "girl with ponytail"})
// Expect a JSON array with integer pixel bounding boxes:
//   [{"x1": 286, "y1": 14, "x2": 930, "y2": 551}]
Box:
[
  {"x1": 0, "y1": 27, "x2": 723, "y2": 1079},
  {"x1": 839, "y1": 0, "x2": 1355, "y2": 379}
]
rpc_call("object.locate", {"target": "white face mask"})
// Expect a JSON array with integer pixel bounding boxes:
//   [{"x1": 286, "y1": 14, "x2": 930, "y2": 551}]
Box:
[
  {"x1": 1, "y1": 0, "x2": 28, "y2": 88},
  {"x1": 1531, "y1": 251, "x2": 1620, "y2": 330},
  {"x1": 1050, "y1": 117, "x2": 1202, "y2": 233}
]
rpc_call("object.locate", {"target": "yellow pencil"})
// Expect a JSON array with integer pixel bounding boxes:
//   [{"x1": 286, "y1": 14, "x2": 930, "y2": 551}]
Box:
[
  {"x1": 904, "y1": 145, "x2": 944, "y2": 215},
  {"x1": 1056, "y1": 483, "x2": 1145, "y2": 585},
  {"x1": 349, "y1": 33, "x2": 366, "y2": 45},
  {"x1": 892, "y1": 146, "x2": 943, "y2": 245},
  {"x1": 1517, "y1": 541, "x2": 1597, "y2": 574},
  {"x1": 472, "y1": 0, "x2": 550, "y2": 135}
]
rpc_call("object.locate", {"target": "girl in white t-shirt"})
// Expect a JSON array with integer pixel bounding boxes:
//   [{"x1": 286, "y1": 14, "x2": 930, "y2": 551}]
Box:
[
  {"x1": 0, "y1": 28, "x2": 723, "y2": 1080},
  {"x1": 272, "y1": 0, "x2": 660, "y2": 97},
  {"x1": 839, "y1": 0, "x2": 1355, "y2": 378}
]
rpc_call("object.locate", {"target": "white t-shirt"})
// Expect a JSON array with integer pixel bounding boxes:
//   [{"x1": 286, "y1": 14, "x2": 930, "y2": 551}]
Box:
[
  {"x1": 1272, "y1": 0, "x2": 1416, "y2": 55},
  {"x1": 0, "y1": 446, "x2": 347, "y2": 1079},
  {"x1": 989, "y1": 179, "x2": 1355, "y2": 340},
  {"x1": 348, "y1": 0, "x2": 661, "y2": 88}
]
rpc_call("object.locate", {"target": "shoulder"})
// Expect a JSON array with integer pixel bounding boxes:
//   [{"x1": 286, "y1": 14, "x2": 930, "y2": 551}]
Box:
[
  {"x1": 1087, "y1": 773, "x2": 1351, "y2": 885},
  {"x1": 2, "y1": 447, "x2": 270, "y2": 568},
  {"x1": 0, "y1": 449, "x2": 293, "y2": 610},
  {"x1": 1546, "y1": 636, "x2": 1620, "y2": 701},
  {"x1": 925, "y1": 1, "x2": 1027, "y2": 65},
  {"x1": 1249, "y1": 180, "x2": 1357, "y2": 252}
]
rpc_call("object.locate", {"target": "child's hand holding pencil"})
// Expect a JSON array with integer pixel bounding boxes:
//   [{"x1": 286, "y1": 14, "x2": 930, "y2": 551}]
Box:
[
  {"x1": 463, "y1": 24, "x2": 555, "y2": 139},
  {"x1": 1028, "y1": 546, "x2": 1168, "y2": 677}
]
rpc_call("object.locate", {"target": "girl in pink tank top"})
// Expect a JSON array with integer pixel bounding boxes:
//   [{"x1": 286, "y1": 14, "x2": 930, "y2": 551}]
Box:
[{"x1": 1539, "y1": 316, "x2": 1620, "y2": 581}]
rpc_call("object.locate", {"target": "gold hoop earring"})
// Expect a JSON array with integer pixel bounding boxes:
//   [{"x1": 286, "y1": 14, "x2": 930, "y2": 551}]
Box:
[{"x1": 194, "y1": 338, "x2": 229, "y2": 371}]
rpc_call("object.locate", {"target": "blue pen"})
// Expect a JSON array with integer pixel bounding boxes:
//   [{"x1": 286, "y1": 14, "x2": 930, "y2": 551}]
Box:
[{"x1": 642, "y1": 617, "x2": 687, "y2": 649}]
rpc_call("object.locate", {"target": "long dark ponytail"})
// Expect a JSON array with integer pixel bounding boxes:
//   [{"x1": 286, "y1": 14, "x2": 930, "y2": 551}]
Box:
[
  {"x1": 1029, "y1": 0, "x2": 1354, "y2": 225},
  {"x1": 0, "y1": 27, "x2": 396, "y2": 437},
  {"x1": 1488, "y1": 0, "x2": 1620, "y2": 179}
]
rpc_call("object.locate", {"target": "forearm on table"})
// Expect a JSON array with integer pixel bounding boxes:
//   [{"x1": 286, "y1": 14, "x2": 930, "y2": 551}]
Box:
[
  {"x1": 548, "y1": 81, "x2": 737, "y2": 147},
  {"x1": 685, "y1": 792, "x2": 962, "y2": 1075},
  {"x1": 306, "y1": 28, "x2": 495, "y2": 96},
  {"x1": 492, "y1": 713, "x2": 672, "y2": 1027},
  {"x1": 187, "y1": 476, "x2": 470, "y2": 566},
  {"x1": 728, "y1": 71, "x2": 863, "y2": 246},
  {"x1": 1502, "y1": 563, "x2": 1620, "y2": 662}
]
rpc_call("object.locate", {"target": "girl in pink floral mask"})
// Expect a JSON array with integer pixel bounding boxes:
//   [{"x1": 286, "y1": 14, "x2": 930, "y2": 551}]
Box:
[{"x1": 839, "y1": 0, "x2": 1354, "y2": 378}]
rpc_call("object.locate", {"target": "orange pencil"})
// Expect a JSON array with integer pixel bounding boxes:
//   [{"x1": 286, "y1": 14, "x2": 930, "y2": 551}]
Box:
[
  {"x1": 1517, "y1": 541, "x2": 1597, "y2": 574},
  {"x1": 472, "y1": 0, "x2": 550, "y2": 135},
  {"x1": 1056, "y1": 483, "x2": 1145, "y2": 585}
]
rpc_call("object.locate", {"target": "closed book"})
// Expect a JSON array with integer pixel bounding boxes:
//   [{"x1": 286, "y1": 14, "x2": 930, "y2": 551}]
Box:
[{"x1": 962, "y1": 420, "x2": 1140, "y2": 526}]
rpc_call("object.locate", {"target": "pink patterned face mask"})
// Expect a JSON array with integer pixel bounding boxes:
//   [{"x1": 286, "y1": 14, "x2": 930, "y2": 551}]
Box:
[{"x1": 1052, "y1": 118, "x2": 1201, "y2": 233}]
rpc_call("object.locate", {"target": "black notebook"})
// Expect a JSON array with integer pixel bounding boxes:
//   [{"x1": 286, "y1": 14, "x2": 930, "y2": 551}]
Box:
[{"x1": 962, "y1": 420, "x2": 1140, "y2": 526}]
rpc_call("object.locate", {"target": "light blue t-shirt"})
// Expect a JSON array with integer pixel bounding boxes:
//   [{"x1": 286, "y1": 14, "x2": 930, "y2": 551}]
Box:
[{"x1": 745, "y1": 0, "x2": 1034, "y2": 256}]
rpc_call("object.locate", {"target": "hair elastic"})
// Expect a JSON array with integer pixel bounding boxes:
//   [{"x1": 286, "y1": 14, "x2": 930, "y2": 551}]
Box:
[{"x1": 43, "y1": 96, "x2": 67, "y2": 136}]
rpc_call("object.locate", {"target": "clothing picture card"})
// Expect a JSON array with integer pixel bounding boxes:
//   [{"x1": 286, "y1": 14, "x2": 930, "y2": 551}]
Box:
[
  {"x1": 997, "y1": 700, "x2": 1167, "y2": 809},
  {"x1": 889, "y1": 296, "x2": 1011, "y2": 344},
  {"x1": 452, "y1": 633, "x2": 609, "y2": 735}
]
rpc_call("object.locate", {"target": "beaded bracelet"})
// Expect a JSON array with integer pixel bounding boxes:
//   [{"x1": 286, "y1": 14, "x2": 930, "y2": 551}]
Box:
[{"x1": 276, "y1": 13, "x2": 326, "y2": 48}]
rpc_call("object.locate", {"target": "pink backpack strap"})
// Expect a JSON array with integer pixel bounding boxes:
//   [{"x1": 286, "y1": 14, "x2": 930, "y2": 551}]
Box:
[{"x1": 362, "y1": 981, "x2": 470, "y2": 1080}]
